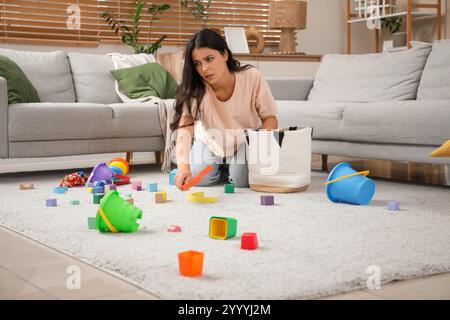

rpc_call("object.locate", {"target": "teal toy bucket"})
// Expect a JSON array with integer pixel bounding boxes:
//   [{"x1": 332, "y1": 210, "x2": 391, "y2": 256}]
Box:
[{"x1": 326, "y1": 162, "x2": 375, "y2": 205}]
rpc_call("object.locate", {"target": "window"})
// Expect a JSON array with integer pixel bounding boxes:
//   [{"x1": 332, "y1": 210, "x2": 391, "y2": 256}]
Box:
[{"x1": 0, "y1": 0, "x2": 281, "y2": 47}]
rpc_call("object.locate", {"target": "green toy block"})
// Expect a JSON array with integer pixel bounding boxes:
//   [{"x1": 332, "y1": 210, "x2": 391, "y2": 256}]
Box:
[
  {"x1": 93, "y1": 193, "x2": 105, "y2": 204},
  {"x1": 224, "y1": 183, "x2": 235, "y2": 193},
  {"x1": 87, "y1": 217, "x2": 97, "y2": 230},
  {"x1": 209, "y1": 216, "x2": 237, "y2": 240},
  {"x1": 70, "y1": 200, "x2": 80, "y2": 205},
  {"x1": 125, "y1": 193, "x2": 132, "y2": 198}
]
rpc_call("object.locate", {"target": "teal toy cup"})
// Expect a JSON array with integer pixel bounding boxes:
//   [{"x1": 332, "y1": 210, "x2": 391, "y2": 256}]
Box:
[{"x1": 326, "y1": 162, "x2": 375, "y2": 205}]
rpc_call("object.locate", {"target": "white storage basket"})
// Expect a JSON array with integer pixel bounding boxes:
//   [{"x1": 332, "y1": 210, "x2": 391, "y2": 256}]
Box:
[{"x1": 245, "y1": 126, "x2": 312, "y2": 193}]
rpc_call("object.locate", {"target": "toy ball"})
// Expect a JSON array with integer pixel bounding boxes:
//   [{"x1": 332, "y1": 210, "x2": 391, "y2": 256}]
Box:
[{"x1": 107, "y1": 158, "x2": 129, "y2": 175}]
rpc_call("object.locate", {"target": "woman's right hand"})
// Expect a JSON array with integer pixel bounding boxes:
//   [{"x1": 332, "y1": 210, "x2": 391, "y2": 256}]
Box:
[{"x1": 174, "y1": 168, "x2": 193, "y2": 190}]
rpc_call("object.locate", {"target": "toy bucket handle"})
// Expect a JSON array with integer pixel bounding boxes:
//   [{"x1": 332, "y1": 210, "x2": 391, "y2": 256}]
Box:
[{"x1": 324, "y1": 170, "x2": 370, "y2": 186}]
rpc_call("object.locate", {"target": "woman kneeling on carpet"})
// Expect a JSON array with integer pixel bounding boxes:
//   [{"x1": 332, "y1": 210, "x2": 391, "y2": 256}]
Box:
[{"x1": 171, "y1": 28, "x2": 278, "y2": 190}]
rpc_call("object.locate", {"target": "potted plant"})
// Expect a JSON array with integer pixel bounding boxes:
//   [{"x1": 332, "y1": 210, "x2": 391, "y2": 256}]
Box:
[
  {"x1": 180, "y1": 0, "x2": 212, "y2": 27},
  {"x1": 381, "y1": 16, "x2": 406, "y2": 48},
  {"x1": 101, "y1": 1, "x2": 171, "y2": 55}
]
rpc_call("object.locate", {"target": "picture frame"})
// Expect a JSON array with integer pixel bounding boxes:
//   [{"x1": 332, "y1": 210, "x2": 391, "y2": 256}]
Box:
[{"x1": 224, "y1": 27, "x2": 250, "y2": 54}]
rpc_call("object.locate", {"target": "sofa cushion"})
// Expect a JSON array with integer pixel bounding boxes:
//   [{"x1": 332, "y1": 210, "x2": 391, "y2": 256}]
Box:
[
  {"x1": 417, "y1": 40, "x2": 450, "y2": 100},
  {"x1": 0, "y1": 48, "x2": 76, "y2": 103},
  {"x1": 9, "y1": 103, "x2": 114, "y2": 141},
  {"x1": 108, "y1": 103, "x2": 163, "y2": 137},
  {"x1": 111, "y1": 63, "x2": 178, "y2": 99},
  {"x1": 68, "y1": 52, "x2": 121, "y2": 104},
  {"x1": 0, "y1": 55, "x2": 40, "y2": 104},
  {"x1": 307, "y1": 43, "x2": 432, "y2": 102},
  {"x1": 340, "y1": 100, "x2": 450, "y2": 146}
]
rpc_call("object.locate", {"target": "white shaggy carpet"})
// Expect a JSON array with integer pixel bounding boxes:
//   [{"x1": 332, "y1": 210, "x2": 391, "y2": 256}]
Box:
[{"x1": 1, "y1": 164, "x2": 449, "y2": 299}]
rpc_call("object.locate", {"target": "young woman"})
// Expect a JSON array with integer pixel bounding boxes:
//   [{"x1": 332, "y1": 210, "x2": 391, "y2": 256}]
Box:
[{"x1": 171, "y1": 28, "x2": 278, "y2": 190}]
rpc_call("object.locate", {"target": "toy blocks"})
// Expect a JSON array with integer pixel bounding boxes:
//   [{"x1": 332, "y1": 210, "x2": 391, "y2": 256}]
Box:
[
  {"x1": 241, "y1": 233, "x2": 258, "y2": 250},
  {"x1": 132, "y1": 181, "x2": 142, "y2": 191},
  {"x1": 93, "y1": 194, "x2": 105, "y2": 204},
  {"x1": 19, "y1": 183, "x2": 34, "y2": 190},
  {"x1": 86, "y1": 187, "x2": 93, "y2": 193},
  {"x1": 155, "y1": 191, "x2": 167, "y2": 203},
  {"x1": 46, "y1": 199, "x2": 57, "y2": 207},
  {"x1": 54, "y1": 186, "x2": 68, "y2": 194},
  {"x1": 70, "y1": 200, "x2": 80, "y2": 205},
  {"x1": 224, "y1": 183, "x2": 235, "y2": 193},
  {"x1": 260, "y1": 195, "x2": 274, "y2": 206},
  {"x1": 178, "y1": 250, "x2": 204, "y2": 277},
  {"x1": 147, "y1": 183, "x2": 158, "y2": 192},
  {"x1": 388, "y1": 201, "x2": 400, "y2": 211},
  {"x1": 167, "y1": 225, "x2": 182, "y2": 232},
  {"x1": 209, "y1": 216, "x2": 237, "y2": 240},
  {"x1": 187, "y1": 192, "x2": 217, "y2": 203},
  {"x1": 169, "y1": 169, "x2": 177, "y2": 185},
  {"x1": 126, "y1": 198, "x2": 134, "y2": 205},
  {"x1": 92, "y1": 186, "x2": 104, "y2": 194},
  {"x1": 87, "y1": 217, "x2": 97, "y2": 230},
  {"x1": 104, "y1": 184, "x2": 117, "y2": 193}
]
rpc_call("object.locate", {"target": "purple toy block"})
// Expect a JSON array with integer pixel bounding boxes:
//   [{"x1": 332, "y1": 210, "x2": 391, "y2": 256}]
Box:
[
  {"x1": 260, "y1": 195, "x2": 274, "y2": 206},
  {"x1": 136, "y1": 185, "x2": 142, "y2": 191},
  {"x1": 109, "y1": 184, "x2": 117, "y2": 191},
  {"x1": 46, "y1": 198, "x2": 57, "y2": 207},
  {"x1": 388, "y1": 201, "x2": 400, "y2": 211}
]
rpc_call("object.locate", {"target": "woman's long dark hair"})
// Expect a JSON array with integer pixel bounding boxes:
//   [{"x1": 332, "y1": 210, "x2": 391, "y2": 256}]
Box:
[{"x1": 170, "y1": 28, "x2": 252, "y2": 131}]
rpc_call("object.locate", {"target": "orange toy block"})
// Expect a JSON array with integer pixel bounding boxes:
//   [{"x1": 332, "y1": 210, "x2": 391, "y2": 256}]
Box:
[
  {"x1": 181, "y1": 165, "x2": 214, "y2": 191},
  {"x1": 19, "y1": 183, "x2": 34, "y2": 190},
  {"x1": 155, "y1": 191, "x2": 167, "y2": 203}
]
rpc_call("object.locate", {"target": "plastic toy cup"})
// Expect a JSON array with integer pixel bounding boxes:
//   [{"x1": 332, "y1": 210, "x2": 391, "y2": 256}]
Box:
[
  {"x1": 209, "y1": 217, "x2": 237, "y2": 240},
  {"x1": 87, "y1": 163, "x2": 115, "y2": 185},
  {"x1": 326, "y1": 162, "x2": 375, "y2": 205},
  {"x1": 178, "y1": 250, "x2": 204, "y2": 277},
  {"x1": 96, "y1": 191, "x2": 142, "y2": 233}
]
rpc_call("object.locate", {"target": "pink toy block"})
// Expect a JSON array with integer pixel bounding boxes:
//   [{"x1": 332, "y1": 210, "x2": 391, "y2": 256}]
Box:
[
  {"x1": 167, "y1": 225, "x2": 182, "y2": 232},
  {"x1": 241, "y1": 232, "x2": 258, "y2": 250},
  {"x1": 132, "y1": 181, "x2": 142, "y2": 191}
]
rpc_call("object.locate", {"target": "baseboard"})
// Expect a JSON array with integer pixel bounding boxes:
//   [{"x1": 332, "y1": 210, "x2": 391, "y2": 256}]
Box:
[{"x1": 0, "y1": 152, "x2": 156, "y2": 174}]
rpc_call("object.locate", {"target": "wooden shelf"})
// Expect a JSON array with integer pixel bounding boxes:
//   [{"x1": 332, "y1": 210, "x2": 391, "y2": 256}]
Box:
[
  {"x1": 233, "y1": 53, "x2": 322, "y2": 62},
  {"x1": 347, "y1": 11, "x2": 436, "y2": 23},
  {"x1": 345, "y1": 0, "x2": 442, "y2": 54}
]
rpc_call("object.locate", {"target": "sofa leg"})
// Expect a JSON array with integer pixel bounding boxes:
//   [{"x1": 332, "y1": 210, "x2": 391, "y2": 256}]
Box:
[
  {"x1": 126, "y1": 152, "x2": 133, "y2": 164},
  {"x1": 155, "y1": 151, "x2": 164, "y2": 164},
  {"x1": 321, "y1": 154, "x2": 328, "y2": 171}
]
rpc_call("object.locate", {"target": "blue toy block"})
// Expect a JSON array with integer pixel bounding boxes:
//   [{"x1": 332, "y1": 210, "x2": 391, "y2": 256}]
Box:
[
  {"x1": 147, "y1": 183, "x2": 158, "y2": 192},
  {"x1": 388, "y1": 201, "x2": 400, "y2": 211},
  {"x1": 54, "y1": 187, "x2": 67, "y2": 194},
  {"x1": 92, "y1": 185, "x2": 105, "y2": 194},
  {"x1": 169, "y1": 169, "x2": 177, "y2": 185}
]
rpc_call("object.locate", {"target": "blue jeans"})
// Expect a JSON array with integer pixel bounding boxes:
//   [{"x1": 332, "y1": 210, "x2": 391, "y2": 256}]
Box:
[{"x1": 190, "y1": 138, "x2": 249, "y2": 187}]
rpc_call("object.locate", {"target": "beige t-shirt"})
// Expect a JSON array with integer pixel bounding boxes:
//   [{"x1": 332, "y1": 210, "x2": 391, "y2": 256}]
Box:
[{"x1": 182, "y1": 67, "x2": 278, "y2": 157}]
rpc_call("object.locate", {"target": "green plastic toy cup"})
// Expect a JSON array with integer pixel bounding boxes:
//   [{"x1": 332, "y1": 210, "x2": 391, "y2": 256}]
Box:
[
  {"x1": 209, "y1": 216, "x2": 237, "y2": 240},
  {"x1": 95, "y1": 191, "x2": 142, "y2": 233}
]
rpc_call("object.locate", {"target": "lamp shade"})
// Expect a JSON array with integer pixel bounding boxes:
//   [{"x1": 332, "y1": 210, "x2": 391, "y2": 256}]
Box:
[{"x1": 269, "y1": 0, "x2": 307, "y2": 29}]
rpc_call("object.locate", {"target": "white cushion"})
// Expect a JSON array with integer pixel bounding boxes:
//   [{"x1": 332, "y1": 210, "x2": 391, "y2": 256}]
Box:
[{"x1": 307, "y1": 43, "x2": 432, "y2": 102}]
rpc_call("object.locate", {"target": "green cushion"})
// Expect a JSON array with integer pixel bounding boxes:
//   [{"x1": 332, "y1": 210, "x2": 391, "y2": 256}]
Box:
[
  {"x1": 111, "y1": 63, "x2": 177, "y2": 100},
  {"x1": 0, "y1": 54, "x2": 40, "y2": 104}
]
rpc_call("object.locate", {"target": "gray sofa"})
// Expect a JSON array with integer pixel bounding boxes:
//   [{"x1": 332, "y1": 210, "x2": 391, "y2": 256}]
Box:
[
  {"x1": 1, "y1": 41, "x2": 449, "y2": 167},
  {"x1": 0, "y1": 49, "x2": 164, "y2": 159},
  {"x1": 268, "y1": 40, "x2": 450, "y2": 166}
]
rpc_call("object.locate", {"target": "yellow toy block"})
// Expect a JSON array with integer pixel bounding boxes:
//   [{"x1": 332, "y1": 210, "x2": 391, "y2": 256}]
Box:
[
  {"x1": 155, "y1": 191, "x2": 167, "y2": 203},
  {"x1": 187, "y1": 192, "x2": 217, "y2": 203},
  {"x1": 87, "y1": 187, "x2": 93, "y2": 193}
]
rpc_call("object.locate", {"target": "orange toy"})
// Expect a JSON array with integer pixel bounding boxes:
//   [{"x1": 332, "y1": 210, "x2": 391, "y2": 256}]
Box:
[
  {"x1": 178, "y1": 250, "x2": 204, "y2": 277},
  {"x1": 181, "y1": 165, "x2": 214, "y2": 191}
]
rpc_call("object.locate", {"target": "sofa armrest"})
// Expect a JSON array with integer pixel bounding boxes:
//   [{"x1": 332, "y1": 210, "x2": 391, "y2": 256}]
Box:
[
  {"x1": 265, "y1": 77, "x2": 314, "y2": 101},
  {"x1": 0, "y1": 76, "x2": 8, "y2": 158}
]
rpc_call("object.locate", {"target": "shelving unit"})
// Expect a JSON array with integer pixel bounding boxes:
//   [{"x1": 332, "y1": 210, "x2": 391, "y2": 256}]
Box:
[{"x1": 346, "y1": 0, "x2": 442, "y2": 53}]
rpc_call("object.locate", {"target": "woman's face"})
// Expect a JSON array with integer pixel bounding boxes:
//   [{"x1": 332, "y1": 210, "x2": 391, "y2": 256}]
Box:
[{"x1": 191, "y1": 47, "x2": 229, "y2": 85}]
